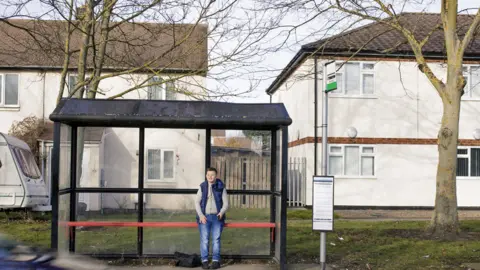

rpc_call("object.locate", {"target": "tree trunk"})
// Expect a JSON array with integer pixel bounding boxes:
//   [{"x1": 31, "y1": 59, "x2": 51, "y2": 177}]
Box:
[
  {"x1": 89, "y1": 0, "x2": 115, "y2": 97},
  {"x1": 57, "y1": 0, "x2": 75, "y2": 104},
  {"x1": 74, "y1": 2, "x2": 94, "y2": 193},
  {"x1": 428, "y1": 80, "x2": 462, "y2": 240},
  {"x1": 75, "y1": 2, "x2": 94, "y2": 98}
]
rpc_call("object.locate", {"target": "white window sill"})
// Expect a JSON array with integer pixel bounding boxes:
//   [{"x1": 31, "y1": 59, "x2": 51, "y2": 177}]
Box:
[
  {"x1": 457, "y1": 177, "x2": 480, "y2": 180},
  {"x1": 329, "y1": 95, "x2": 378, "y2": 99},
  {"x1": 461, "y1": 98, "x2": 480, "y2": 102},
  {"x1": 145, "y1": 180, "x2": 176, "y2": 185},
  {"x1": 0, "y1": 106, "x2": 20, "y2": 111},
  {"x1": 333, "y1": 176, "x2": 377, "y2": 180}
]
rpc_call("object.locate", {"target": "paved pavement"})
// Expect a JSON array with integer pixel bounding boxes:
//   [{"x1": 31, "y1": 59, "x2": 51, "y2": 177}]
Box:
[
  {"x1": 115, "y1": 264, "x2": 329, "y2": 270},
  {"x1": 463, "y1": 263, "x2": 480, "y2": 269},
  {"x1": 336, "y1": 209, "x2": 480, "y2": 220},
  {"x1": 50, "y1": 254, "x2": 331, "y2": 270},
  {"x1": 118, "y1": 266, "x2": 277, "y2": 270}
]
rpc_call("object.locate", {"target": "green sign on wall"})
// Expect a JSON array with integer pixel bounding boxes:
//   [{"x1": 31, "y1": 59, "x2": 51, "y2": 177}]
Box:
[{"x1": 325, "y1": 62, "x2": 337, "y2": 92}]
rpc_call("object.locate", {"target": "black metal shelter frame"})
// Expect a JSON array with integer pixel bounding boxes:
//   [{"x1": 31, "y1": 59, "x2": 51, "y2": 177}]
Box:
[{"x1": 49, "y1": 98, "x2": 291, "y2": 268}]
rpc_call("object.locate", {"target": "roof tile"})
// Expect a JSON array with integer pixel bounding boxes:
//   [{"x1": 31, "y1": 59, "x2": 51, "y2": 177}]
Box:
[
  {"x1": 0, "y1": 19, "x2": 208, "y2": 71},
  {"x1": 303, "y1": 13, "x2": 480, "y2": 56}
]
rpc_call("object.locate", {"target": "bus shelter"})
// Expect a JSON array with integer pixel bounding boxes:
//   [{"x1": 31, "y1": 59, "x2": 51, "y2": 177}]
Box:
[{"x1": 48, "y1": 98, "x2": 291, "y2": 268}]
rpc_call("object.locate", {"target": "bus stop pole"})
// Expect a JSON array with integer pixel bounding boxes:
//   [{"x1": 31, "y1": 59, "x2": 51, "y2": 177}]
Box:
[{"x1": 320, "y1": 62, "x2": 329, "y2": 269}]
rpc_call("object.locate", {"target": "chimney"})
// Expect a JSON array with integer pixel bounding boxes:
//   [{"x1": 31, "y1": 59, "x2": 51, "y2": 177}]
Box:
[{"x1": 76, "y1": 5, "x2": 88, "y2": 21}]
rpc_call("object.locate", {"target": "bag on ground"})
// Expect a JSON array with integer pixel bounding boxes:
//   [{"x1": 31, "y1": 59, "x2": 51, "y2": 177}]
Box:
[{"x1": 174, "y1": 251, "x2": 202, "y2": 268}]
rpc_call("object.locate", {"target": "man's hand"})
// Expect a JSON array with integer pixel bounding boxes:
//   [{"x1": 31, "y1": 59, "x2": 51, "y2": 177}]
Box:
[
  {"x1": 200, "y1": 216, "x2": 207, "y2": 224},
  {"x1": 217, "y1": 213, "x2": 223, "y2": 220}
]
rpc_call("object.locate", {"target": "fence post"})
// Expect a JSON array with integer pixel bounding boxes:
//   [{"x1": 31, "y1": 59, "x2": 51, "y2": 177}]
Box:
[
  {"x1": 285, "y1": 156, "x2": 307, "y2": 208},
  {"x1": 303, "y1": 157, "x2": 307, "y2": 206}
]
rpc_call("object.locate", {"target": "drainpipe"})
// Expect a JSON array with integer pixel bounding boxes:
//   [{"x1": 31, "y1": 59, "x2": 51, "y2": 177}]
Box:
[
  {"x1": 314, "y1": 57, "x2": 318, "y2": 176},
  {"x1": 42, "y1": 71, "x2": 46, "y2": 122}
]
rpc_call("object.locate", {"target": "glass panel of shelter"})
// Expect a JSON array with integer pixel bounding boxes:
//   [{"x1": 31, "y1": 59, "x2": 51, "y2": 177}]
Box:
[
  {"x1": 63, "y1": 125, "x2": 281, "y2": 258},
  {"x1": 74, "y1": 127, "x2": 139, "y2": 189}
]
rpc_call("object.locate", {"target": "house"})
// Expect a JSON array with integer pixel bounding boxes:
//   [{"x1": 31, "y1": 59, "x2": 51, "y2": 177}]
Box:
[
  {"x1": 266, "y1": 13, "x2": 480, "y2": 208},
  {"x1": 0, "y1": 18, "x2": 209, "y2": 211}
]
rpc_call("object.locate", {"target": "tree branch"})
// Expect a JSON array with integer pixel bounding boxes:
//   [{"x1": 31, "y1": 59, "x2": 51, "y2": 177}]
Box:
[
  {"x1": 420, "y1": 22, "x2": 442, "y2": 48},
  {"x1": 57, "y1": 0, "x2": 75, "y2": 105},
  {"x1": 441, "y1": 0, "x2": 460, "y2": 59},
  {"x1": 333, "y1": 0, "x2": 446, "y2": 98},
  {"x1": 89, "y1": 0, "x2": 117, "y2": 98},
  {"x1": 75, "y1": 0, "x2": 95, "y2": 98},
  {"x1": 459, "y1": 8, "x2": 480, "y2": 57},
  {"x1": 107, "y1": 0, "x2": 163, "y2": 30}
]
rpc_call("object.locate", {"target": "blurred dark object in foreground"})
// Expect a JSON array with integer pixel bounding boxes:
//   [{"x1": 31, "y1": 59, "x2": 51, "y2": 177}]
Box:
[{"x1": 0, "y1": 233, "x2": 111, "y2": 269}]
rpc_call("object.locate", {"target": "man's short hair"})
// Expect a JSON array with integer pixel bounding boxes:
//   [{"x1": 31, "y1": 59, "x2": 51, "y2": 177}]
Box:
[{"x1": 206, "y1": 167, "x2": 217, "y2": 174}]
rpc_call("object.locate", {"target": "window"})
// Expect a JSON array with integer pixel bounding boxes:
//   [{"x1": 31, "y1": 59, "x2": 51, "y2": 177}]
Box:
[
  {"x1": 147, "y1": 76, "x2": 176, "y2": 100},
  {"x1": 0, "y1": 74, "x2": 19, "y2": 106},
  {"x1": 332, "y1": 62, "x2": 375, "y2": 96},
  {"x1": 68, "y1": 74, "x2": 76, "y2": 95},
  {"x1": 67, "y1": 74, "x2": 89, "y2": 97},
  {"x1": 457, "y1": 147, "x2": 480, "y2": 177},
  {"x1": 13, "y1": 147, "x2": 41, "y2": 179},
  {"x1": 462, "y1": 65, "x2": 480, "y2": 99},
  {"x1": 146, "y1": 149, "x2": 175, "y2": 181},
  {"x1": 328, "y1": 145, "x2": 375, "y2": 176}
]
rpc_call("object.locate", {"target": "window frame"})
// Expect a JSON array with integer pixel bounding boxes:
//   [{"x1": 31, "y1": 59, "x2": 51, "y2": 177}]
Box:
[
  {"x1": 145, "y1": 148, "x2": 176, "y2": 182},
  {"x1": 67, "y1": 74, "x2": 89, "y2": 98},
  {"x1": 147, "y1": 76, "x2": 176, "y2": 100},
  {"x1": 328, "y1": 144, "x2": 376, "y2": 177},
  {"x1": 12, "y1": 146, "x2": 42, "y2": 179},
  {"x1": 0, "y1": 73, "x2": 20, "y2": 107},
  {"x1": 462, "y1": 65, "x2": 480, "y2": 100},
  {"x1": 331, "y1": 61, "x2": 376, "y2": 97},
  {"x1": 456, "y1": 146, "x2": 480, "y2": 178}
]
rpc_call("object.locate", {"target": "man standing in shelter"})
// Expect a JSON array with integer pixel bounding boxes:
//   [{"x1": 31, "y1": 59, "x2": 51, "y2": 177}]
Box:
[{"x1": 195, "y1": 167, "x2": 229, "y2": 269}]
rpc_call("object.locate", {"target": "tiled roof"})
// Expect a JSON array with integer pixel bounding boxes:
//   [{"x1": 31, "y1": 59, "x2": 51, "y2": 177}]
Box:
[
  {"x1": 302, "y1": 13, "x2": 480, "y2": 56},
  {"x1": 0, "y1": 19, "x2": 208, "y2": 72},
  {"x1": 266, "y1": 13, "x2": 480, "y2": 95}
]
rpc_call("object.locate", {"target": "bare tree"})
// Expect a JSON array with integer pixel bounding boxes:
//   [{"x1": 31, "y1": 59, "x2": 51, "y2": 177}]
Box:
[
  {"x1": 256, "y1": 0, "x2": 480, "y2": 239},
  {"x1": 0, "y1": 0, "x2": 288, "y2": 213},
  {"x1": 0, "y1": 0, "x2": 282, "y2": 101},
  {"x1": 3, "y1": 0, "x2": 478, "y2": 240},
  {"x1": 330, "y1": 0, "x2": 480, "y2": 240}
]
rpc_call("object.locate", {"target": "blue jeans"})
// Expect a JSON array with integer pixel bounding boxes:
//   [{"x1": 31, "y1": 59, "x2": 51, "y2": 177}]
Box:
[{"x1": 198, "y1": 214, "x2": 224, "y2": 262}]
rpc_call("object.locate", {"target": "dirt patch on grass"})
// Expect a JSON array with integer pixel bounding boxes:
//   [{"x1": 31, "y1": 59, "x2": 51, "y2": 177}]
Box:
[
  {"x1": 30, "y1": 227, "x2": 50, "y2": 232},
  {"x1": 335, "y1": 209, "x2": 480, "y2": 221},
  {"x1": 382, "y1": 229, "x2": 480, "y2": 241}
]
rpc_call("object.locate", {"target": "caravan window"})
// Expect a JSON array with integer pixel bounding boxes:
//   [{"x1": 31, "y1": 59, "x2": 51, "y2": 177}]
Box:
[{"x1": 13, "y1": 147, "x2": 41, "y2": 179}]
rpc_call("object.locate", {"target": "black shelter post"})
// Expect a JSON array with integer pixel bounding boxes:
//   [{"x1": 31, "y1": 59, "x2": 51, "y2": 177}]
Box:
[
  {"x1": 205, "y1": 129, "x2": 211, "y2": 169},
  {"x1": 50, "y1": 122, "x2": 61, "y2": 250},
  {"x1": 270, "y1": 129, "x2": 277, "y2": 256},
  {"x1": 280, "y1": 126, "x2": 289, "y2": 268},
  {"x1": 138, "y1": 127, "x2": 145, "y2": 256},
  {"x1": 69, "y1": 126, "x2": 78, "y2": 252}
]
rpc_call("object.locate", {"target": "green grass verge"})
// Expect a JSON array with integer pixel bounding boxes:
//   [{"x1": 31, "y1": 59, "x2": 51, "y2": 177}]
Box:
[
  {"x1": 1, "y1": 209, "x2": 480, "y2": 269},
  {"x1": 287, "y1": 219, "x2": 480, "y2": 269}
]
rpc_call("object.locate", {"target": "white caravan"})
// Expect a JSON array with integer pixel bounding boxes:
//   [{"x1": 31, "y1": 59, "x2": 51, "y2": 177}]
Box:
[{"x1": 0, "y1": 133, "x2": 49, "y2": 209}]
